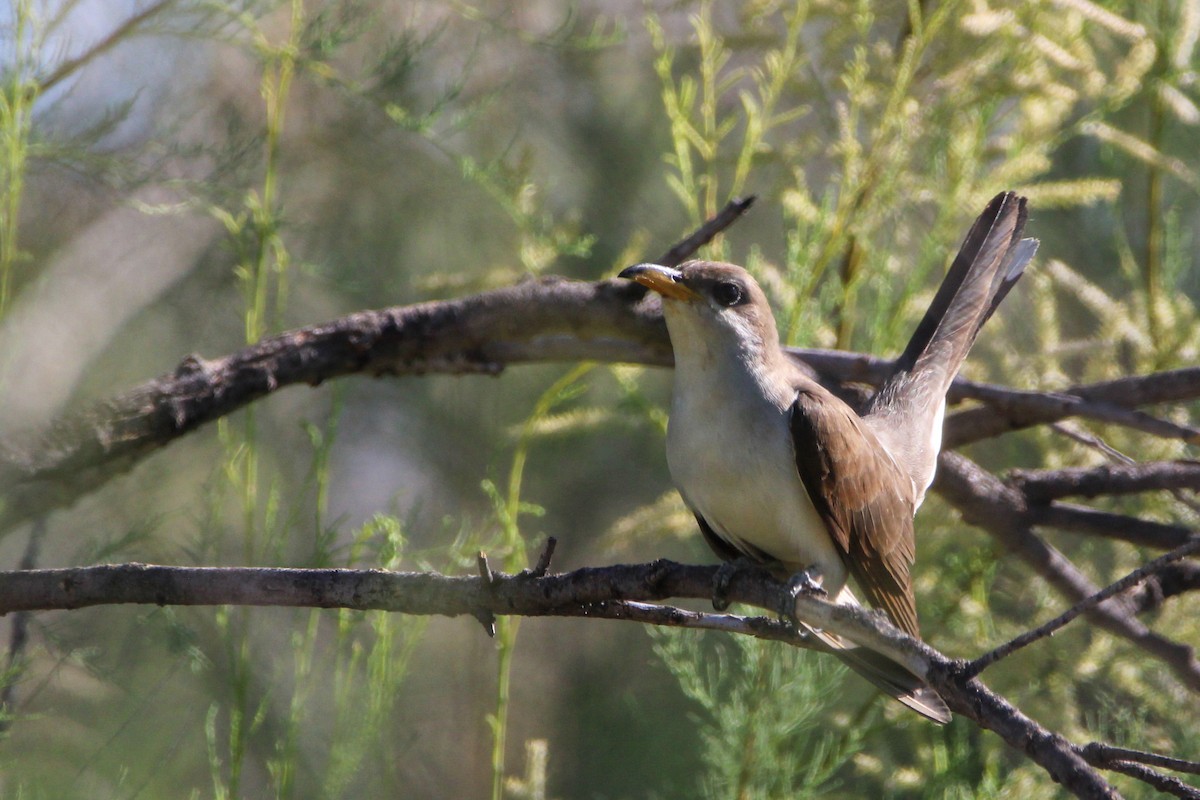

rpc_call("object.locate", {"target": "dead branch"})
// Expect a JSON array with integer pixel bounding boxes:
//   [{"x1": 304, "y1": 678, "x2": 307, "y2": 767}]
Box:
[
  {"x1": 1126, "y1": 560, "x2": 1200, "y2": 612},
  {"x1": 5, "y1": 295, "x2": 1200, "y2": 536},
  {"x1": 934, "y1": 452, "x2": 1200, "y2": 691},
  {"x1": 1029, "y1": 503, "x2": 1195, "y2": 550},
  {"x1": 943, "y1": 367, "x2": 1200, "y2": 448},
  {"x1": 1010, "y1": 461, "x2": 1200, "y2": 502},
  {"x1": 0, "y1": 559, "x2": 1123, "y2": 799},
  {"x1": 966, "y1": 538, "x2": 1200, "y2": 677}
]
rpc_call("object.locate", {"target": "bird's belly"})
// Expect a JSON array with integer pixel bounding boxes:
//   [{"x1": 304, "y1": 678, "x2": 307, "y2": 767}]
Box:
[{"x1": 667, "y1": 400, "x2": 847, "y2": 591}]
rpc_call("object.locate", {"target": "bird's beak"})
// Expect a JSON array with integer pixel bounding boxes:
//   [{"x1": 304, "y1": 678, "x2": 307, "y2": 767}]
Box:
[{"x1": 618, "y1": 263, "x2": 700, "y2": 302}]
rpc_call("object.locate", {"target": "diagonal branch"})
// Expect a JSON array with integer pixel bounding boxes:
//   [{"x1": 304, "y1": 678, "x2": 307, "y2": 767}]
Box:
[
  {"x1": 0, "y1": 198, "x2": 753, "y2": 532},
  {"x1": 934, "y1": 452, "x2": 1200, "y2": 691},
  {"x1": 966, "y1": 537, "x2": 1200, "y2": 677}
]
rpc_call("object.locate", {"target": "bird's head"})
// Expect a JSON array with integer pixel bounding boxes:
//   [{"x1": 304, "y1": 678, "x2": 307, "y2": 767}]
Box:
[{"x1": 619, "y1": 260, "x2": 782, "y2": 370}]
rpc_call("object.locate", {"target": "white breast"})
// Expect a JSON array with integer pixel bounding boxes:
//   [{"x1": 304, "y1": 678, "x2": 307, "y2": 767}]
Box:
[{"x1": 665, "y1": 357, "x2": 848, "y2": 594}]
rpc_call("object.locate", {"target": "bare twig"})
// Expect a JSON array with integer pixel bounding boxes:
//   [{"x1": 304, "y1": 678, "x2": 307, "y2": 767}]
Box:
[
  {"x1": 966, "y1": 538, "x2": 1200, "y2": 677},
  {"x1": 474, "y1": 551, "x2": 497, "y2": 637},
  {"x1": 40, "y1": 0, "x2": 179, "y2": 93},
  {"x1": 0, "y1": 518, "x2": 43, "y2": 735},
  {"x1": 1079, "y1": 743, "x2": 1200, "y2": 776},
  {"x1": 652, "y1": 196, "x2": 756, "y2": 267},
  {"x1": 527, "y1": 537, "x2": 557, "y2": 578},
  {"x1": 1050, "y1": 422, "x2": 1133, "y2": 463},
  {"x1": 1082, "y1": 759, "x2": 1200, "y2": 799}
]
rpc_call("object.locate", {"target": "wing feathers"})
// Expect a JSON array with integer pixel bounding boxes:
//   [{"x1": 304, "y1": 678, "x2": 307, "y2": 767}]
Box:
[{"x1": 790, "y1": 388, "x2": 920, "y2": 637}]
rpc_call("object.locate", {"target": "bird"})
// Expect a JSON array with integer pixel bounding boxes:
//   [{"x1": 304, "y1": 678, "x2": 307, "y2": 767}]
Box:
[{"x1": 619, "y1": 192, "x2": 1037, "y2": 723}]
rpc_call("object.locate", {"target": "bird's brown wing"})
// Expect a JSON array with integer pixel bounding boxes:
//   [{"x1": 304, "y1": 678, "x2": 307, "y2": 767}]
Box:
[{"x1": 789, "y1": 387, "x2": 921, "y2": 637}]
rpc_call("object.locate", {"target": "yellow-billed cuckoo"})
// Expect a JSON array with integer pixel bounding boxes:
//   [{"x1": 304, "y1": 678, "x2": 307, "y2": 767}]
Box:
[{"x1": 619, "y1": 192, "x2": 1037, "y2": 723}]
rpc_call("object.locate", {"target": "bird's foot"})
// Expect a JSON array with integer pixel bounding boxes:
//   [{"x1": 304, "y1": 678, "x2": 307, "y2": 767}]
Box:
[
  {"x1": 712, "y1": 557, "x2": 758, "y2": 611},
  {"x1": 780, "y1": 565, "x2": 826, "y2": 620}
]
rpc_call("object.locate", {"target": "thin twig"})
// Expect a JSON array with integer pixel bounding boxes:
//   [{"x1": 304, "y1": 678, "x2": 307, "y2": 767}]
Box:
[
  {"x1": 528, "y1": 537, "x2": 557, "y2": 577},
  {"x1": 474, "y1": 551, "x2": 497, "y2": 637},
  {"x1": 0, "y1": 518, "x2": 44, "y2": 735},
  {"x1": 653, "y1": 196, "x2": 756, "y2": 267},
  {"x1": 966, "y1": 538, "x2": 1200, "y2": 677},
  {"x1": 1086, "y1": 760, "x2": 1200, "y2": 799},
  {"x1": 1080, "y1": 743, "x2": 1200, "y2": 776},
  {"x1": 40, "y1": 0, "x2": 178, "y2": 93},
  {"x1": 1050, "y1": 422, "x2": 1133, "y2": 464}
]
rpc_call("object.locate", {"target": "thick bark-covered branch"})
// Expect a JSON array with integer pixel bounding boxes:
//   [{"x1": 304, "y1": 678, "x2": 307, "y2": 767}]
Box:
[
  {"x1": 1, "y1": 188, "x2": 1196, "y2": 536},
  {"x1": 1010, "y1": 461, "x2": 1200, "y2": 502},
  {"x1": 4, "y1": 288, "x2": 1200, "y2": 535},
  {"x1": 1030, "y1": 503, "x2": 1195, "y2": 550},
  {"x1": 0, "y1": 276, "x2": 669, "y2": 530},
  {"x1": 0, "y1": 559, "x2": 1122, "y2": 799}
]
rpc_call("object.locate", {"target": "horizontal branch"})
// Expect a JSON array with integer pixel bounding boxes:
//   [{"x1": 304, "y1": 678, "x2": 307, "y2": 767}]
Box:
[
  {"x1": 1079, "y1": 743, "x2": 1200, "y2": 777},
  {"x1": 1030, "y1": 503, "x2": 1196, "y2": 550},
  {"x1": 1010, "y1": 461, "x2": 1200, "y2": 502},
  {"x1": 0, "y1": 559, "x2": 1120, "y2": 799},
  {"x1": 943, "y1": 368, "x2": 1200, "y2": 448},
  {"x1": 5, "y1": 286, "x2": 1200, "y2": 535}
]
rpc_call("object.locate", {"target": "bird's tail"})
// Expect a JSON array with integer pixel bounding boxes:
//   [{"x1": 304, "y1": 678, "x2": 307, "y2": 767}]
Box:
[
  {"x1": 805, "y1": 624, "x2": 951, "y2": 724},
  {"x1": 867, "y1": 192, "x2": 1037, "y2": 499},
  {"x1": 892, "y1": 192, "x2": 1036, "y2": 388}
]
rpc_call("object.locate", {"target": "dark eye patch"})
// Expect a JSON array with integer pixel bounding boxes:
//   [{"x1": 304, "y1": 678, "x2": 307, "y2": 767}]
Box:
[{"x1": 711, "y1": 280, "x2": 745, "y2": 307}]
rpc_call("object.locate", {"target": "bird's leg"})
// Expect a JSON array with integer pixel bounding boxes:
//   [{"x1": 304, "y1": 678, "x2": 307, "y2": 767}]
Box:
[
  {"x1": 711, "y1": 557, "x2": 759, "y2": 611},
  {"x1": 780, "y1": 565, "x2": 826, "y2": 620}
]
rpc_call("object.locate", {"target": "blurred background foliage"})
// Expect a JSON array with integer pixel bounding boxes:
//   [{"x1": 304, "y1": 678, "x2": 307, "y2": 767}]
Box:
[{"x1": 0, "y1": 0, "x2": 1198, "y2": 797}]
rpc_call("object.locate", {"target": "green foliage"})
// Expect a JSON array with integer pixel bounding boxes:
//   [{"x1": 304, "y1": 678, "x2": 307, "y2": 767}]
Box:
[
  {"x1": 0, "y1": 0, "x2": 37, "y2": 318},
  {"x1": 653, "y1": 628, "x2": 863, "y2": 798}
]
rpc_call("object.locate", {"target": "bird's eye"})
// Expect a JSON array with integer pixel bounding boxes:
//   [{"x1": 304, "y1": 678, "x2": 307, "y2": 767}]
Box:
[{"x1": 712, "y1": 281, "x2": 744, "y2": 307}]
